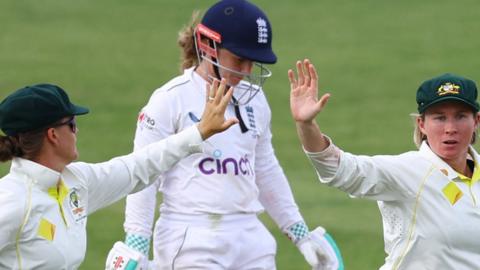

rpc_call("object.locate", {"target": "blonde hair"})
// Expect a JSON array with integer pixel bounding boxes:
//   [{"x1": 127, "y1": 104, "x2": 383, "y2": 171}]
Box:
[
  {"x1": 411, "y1": 113, "x2": 426, "y2": 149},
  {"x1": 411, "y1": 113, "x2": 477, "y2": 149},
  {"x1": 177, "y1": 11, "x2": 202, "y2": 72}
]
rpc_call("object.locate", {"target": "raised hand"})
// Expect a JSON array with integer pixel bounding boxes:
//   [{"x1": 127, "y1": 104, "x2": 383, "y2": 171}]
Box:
[
  {"x1": 197, "y1": 78, "x2": 238, "y2": 139},
  {"x1": 288, "y1": 59, "x2": 330, "y2": 123}
]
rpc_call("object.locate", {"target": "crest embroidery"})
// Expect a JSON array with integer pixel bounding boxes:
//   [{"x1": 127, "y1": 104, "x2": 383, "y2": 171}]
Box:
[
  {"x1": 69, "y1": 188, "x2": 86, "y2": 222},
  {"x1": 437, "y1": 83, "x2": 460, "y2": 96}
]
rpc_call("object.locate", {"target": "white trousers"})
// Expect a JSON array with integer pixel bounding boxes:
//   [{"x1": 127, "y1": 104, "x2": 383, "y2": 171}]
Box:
[{"x1": 152, "y1": 213, "x2": 277, "y2": 270}]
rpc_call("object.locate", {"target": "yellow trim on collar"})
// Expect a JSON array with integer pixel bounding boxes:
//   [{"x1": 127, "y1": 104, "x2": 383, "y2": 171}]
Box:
[
  {"x1": 457, "y1": 161, "x2": 480, "y2": 187},
  {"x1": 47, "y1": 180, "x2": 69, "y2": 226}
]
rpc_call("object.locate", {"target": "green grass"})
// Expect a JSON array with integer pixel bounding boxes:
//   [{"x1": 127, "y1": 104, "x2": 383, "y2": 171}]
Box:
[{"x1": 1, "y1": 0, "x2": 479, "y2": 269}]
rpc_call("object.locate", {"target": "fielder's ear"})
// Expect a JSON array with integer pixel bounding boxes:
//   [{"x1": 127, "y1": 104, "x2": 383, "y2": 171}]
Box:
[
  {"x1": 45, "y1": 127, "x2": 60, "y2": 145},
  {"x1": 475, "y1": 112, "x2": 480, "y2": 128}
]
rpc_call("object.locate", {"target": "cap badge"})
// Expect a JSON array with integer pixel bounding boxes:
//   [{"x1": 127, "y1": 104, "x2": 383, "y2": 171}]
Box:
[
  {"x1": 437, "y1": 83, "x2": 460, "y2": 96},
  {"x1": 256, "y1": 17, "x2": 268, "y2": 44}
]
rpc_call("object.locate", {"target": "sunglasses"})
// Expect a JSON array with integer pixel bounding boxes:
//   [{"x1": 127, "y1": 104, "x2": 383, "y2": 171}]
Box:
[{"x1": 50, "y1": 117, "x2": 77, "y2": 133}]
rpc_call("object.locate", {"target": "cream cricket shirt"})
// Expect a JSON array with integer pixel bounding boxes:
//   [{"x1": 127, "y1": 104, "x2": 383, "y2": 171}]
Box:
[
  {"x1": 307, "y1": 139, "x2": 480, "y2": 270},
  {"x1": 0, "y1": 126, "x2": 202, "y2": 269},
  {"x1": 124, "y1": 67, "x2": 304, "y2": 238}
]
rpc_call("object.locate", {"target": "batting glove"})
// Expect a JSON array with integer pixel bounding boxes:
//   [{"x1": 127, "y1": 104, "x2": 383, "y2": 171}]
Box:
[
  {"x1": 285, "y1": 222, "x2": 344, "y2": 270},
  {"x1": 105, "y1": 241, "x2": 149, "y2": 270}
]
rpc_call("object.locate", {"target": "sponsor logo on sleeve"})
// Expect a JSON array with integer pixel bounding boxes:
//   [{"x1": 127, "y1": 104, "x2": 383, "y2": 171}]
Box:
[{"x1": 138, "y1": 112, "x2": 156, "y2": 130}]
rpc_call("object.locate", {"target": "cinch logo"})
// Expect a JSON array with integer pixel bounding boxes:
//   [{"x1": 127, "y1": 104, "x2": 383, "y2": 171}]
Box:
[{"x1": 199, "y1": 150, "x2": 254, "y2": 176}]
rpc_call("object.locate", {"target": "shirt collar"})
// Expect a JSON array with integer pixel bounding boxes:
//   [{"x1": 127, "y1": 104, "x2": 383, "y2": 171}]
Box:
[
  {"x1": 189, "y1": 67, "x2": 207, "y2": 89},
  {"x1": 10, "y1": 157, "x2": 61, "y2": 191},
  {"x1": 419, "y1": 141, "x2": 480, "y2": 182},
  {"x1": 456, "y1": 159, "x2": 480, "y2": 187}
]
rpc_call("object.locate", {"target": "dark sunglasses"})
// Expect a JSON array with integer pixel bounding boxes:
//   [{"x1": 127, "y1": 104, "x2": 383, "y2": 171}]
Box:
[{"x1": 50, "y1": 117, "x2": 77, "y2": 133}]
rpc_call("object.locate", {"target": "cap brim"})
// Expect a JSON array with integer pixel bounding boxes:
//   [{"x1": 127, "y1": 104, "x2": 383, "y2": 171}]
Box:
[
  {"x1": 72, "y1": 104, "x2": 89, "y2": 115},
  {"x1": 229, "y1": 47, "x2": 277, "y2": 64},
  {"x1": 420, "y1": 96, "x2": 479, "y2": 113}
]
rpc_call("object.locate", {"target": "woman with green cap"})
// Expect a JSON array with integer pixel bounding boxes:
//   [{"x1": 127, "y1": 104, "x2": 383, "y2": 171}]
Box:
[
  {"x1": 0, "y1": 80, "x2": 237, "y2": 269},
  {"x1": 289, "y1": 59, "x2": 480, "y2": 269}
]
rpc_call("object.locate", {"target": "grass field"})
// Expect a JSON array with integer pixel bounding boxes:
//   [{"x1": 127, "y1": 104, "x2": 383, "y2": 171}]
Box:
[{"x1": 1, "y1": 0, "x2": 479, "y2": 269}]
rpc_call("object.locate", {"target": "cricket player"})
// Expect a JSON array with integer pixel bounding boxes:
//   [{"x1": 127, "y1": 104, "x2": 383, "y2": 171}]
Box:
[
  {"x1": 109, "y1": 1, "x2": 343, "y2": 269},
  {"x1": 0, "y1": 81, "x2": 236, "y2": 269},
  {"x1": 289, "y1": 59, "x2": 480, "y2": 269}
]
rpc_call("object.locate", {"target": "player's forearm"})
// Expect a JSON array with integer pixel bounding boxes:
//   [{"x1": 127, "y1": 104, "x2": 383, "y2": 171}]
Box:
[
  {"x1": 124, "y1": 183, "x2": 158, "y2": 237},
  {"x1": 258, "y1": 180, "x2": 304, "y2": 230},
  {"x1": 295, "y1": 121, "x2": 329, "y2": 152}
]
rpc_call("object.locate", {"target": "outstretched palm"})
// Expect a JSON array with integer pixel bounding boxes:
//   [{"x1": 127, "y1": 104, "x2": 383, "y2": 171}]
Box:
[{"x1": 288, "y1": 59, "x2": 330, "y2": 123}]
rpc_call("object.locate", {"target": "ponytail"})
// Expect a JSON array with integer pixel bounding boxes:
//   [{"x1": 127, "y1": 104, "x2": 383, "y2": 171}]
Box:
[
  {"x1": 0, "y1": 135, "x2": 22, "y2": 162},
  {"x1": 177, "y1": 11, "x2": 202, "y2": 71},
  {"x1": 0, "y1": 130, "x2": 45, "y2": 162}
]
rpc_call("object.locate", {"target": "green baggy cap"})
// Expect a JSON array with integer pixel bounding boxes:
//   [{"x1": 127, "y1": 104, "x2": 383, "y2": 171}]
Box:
[
  {"x1": 0, "y1": 83, "x2": 89, "y2": 136},
  {"x1": 416, "y1": 73, "x2": 479, "y2": 113}
]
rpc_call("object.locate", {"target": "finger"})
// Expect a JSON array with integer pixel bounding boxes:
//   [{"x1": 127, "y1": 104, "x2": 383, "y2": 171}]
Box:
[
  {"x1": 303, "y1": 59, "x2": 311, "y2": 86},
  {"x1": 288, "y1": 69, "x2": 297, "y2": 89},
  {"x1": 309, "y1": 62, "x2": 318, "y2": 89},
  {"x1": 296, "y1": 60, "x2": 304, "y2": 86},
  {"x1": 210, "y1": 79, "x2": 220, "y2": 99},
  {"x1": 214, "y1": 78, "x2": 226, "y2": 104},
  {"x1": 315, "y1": 93, "x2": 330, "y2": 113},
  {"x1": 220, "y1": 86, "x2": 234, "y2": 108},
  {"x1": 220, "y1": 118, "x2": 239, "y2": 131},
  {"x1": 206, "y1": 82, "x2": 212, "y2": 103}
]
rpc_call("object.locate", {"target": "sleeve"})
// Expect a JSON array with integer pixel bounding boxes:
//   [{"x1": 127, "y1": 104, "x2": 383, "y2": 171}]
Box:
[
  {"x1": 0, "y1": 183, "x2": 25, "y2": 251},
  {"x1": 305, "y1": 136, "x2": 414, "y2": 201},
  {"x1": 255, "y1": 106, "x2": 304, "y2": 231},
  {"x1": 69, "y1": 124, "x2": 202, "y2": 215},
  {"x1": 124, "y1": 91, "x2": 177, "y2": 239}
]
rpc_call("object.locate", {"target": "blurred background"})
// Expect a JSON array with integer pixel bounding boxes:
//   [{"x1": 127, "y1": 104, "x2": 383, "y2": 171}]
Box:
[{"x1": 1, "y1": 0, "x2": 479, "y2": 269}]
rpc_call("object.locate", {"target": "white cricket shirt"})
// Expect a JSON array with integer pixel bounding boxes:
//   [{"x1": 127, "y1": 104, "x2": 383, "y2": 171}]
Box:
[
  {"x1": 124, "y1": 68, "x2": 303, "y2": 237},
  {"x1": 307, "y1": 139, "x2": 480, "y2": 270},
  {"x1": 0, "y1": 126, "x2": 202, "y2": 269}
]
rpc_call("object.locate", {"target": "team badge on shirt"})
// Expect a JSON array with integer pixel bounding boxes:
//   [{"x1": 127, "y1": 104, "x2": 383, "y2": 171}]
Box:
[
  {"x1": 69, "y1": 188, "x2": 86, "y2": 223},
  {"x1": 245, "y1": 106, "x2": 259, "y2": 137}
]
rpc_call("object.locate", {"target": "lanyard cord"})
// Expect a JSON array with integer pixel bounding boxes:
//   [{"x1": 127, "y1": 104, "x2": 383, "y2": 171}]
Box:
[{"x1": 231, "y1": 96, "x2": 249, "y2": 133}]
